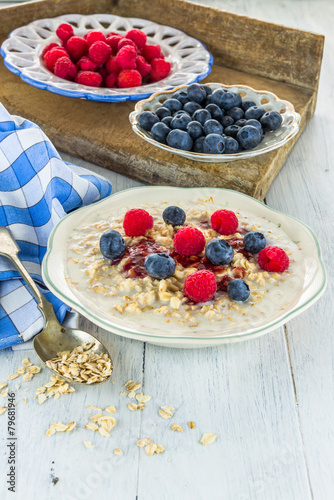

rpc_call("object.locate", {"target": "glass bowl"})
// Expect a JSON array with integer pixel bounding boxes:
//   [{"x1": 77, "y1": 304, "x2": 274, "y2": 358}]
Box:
[
  {"x1": 129, "y1": 83, "x2": 301, "y2": 161},
  {"x1": 0, "y1": 13, "x2": 213, "y2": 102}
]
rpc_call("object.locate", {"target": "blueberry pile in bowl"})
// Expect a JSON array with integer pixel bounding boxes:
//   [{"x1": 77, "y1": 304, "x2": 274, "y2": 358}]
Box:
[
  {"x1": 130, "y1": 83, "x2": 300, "y2": 162},
  {"x1": 137, "y1": 83, "x2": 282, "y2": 154}
]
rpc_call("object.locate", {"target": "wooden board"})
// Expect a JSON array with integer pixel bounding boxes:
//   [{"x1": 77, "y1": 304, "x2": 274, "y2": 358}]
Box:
[{"x1": 0, "y1": 0, "x2": 324, "y2": 200}]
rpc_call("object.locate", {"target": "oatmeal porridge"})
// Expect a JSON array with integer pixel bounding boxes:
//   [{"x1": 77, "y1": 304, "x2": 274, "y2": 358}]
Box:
[{"x1": 65, "y1": 198, "x2": 305, "y2": 333}]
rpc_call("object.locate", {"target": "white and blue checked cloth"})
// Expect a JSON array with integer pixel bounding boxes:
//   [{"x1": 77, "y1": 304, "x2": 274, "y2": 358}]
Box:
[{"x1": 0, "y1": 103, "x2": 112, "y2": 350}]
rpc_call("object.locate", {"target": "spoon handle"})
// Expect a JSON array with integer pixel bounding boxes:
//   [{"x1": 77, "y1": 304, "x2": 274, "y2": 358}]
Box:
[{"x1": 0, "y1": 226, "x2": 59, "y2": 324}]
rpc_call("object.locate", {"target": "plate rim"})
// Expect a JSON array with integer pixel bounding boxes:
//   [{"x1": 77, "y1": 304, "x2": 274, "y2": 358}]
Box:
[
  {"x1": 0, "y1": 13, "x2": 213, "y2": 102},
  {"x1": 129, "y1": 83, "x2": 301, "y2": 161},
  {"x1": 42, "y1": 186, "x2": 327, "y2": 344}
]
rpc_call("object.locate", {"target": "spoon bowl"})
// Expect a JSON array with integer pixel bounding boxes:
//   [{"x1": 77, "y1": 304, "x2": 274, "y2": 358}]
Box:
[{"x1": 0, "y1": 226, "x2": 112, "y2": 385}]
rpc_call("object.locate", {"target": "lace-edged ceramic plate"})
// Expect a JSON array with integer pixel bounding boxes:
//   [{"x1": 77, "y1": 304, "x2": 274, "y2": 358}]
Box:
[
  {"x1": 129, "y1": 83, "x2": 301, "y2": 161},
  {"x1": 0, "y1": 13, "x2": 213, "y2": 102},
  {"x1": 42, "y1": 187, "x2": 326, "y2": 348}
]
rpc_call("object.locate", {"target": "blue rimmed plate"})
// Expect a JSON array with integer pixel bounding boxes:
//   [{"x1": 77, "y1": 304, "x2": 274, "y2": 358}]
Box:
[{"x1": 0, "y1": 13, "x2": 213, "y2": 102}]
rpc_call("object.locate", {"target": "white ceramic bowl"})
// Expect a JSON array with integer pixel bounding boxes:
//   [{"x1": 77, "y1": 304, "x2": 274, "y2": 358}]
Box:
[
  {"x1": 0, "y1": 14, "x2": 213, "y2": 102},
  {"x1": 129, "y1": 83, "x2": 301, "y2": 161},
  {"x1": 42, "y1": 186, "x2": 326, "y2": 348}
]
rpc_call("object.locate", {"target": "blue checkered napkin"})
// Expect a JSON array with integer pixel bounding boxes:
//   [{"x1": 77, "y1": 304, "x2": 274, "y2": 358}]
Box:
[{"x1": 0, "y1": 103, "x2": 112, "y2": 349}]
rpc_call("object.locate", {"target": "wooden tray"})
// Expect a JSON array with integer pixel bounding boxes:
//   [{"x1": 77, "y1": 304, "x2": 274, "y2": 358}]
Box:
[{"x1": 0, "y1": 0, "x2": 324, "y2": 200}]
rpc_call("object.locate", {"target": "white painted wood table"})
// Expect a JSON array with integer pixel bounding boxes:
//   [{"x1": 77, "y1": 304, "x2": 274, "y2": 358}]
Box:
[{"x1": 0, "y1": 1, "x2": 333, "y2": 499}]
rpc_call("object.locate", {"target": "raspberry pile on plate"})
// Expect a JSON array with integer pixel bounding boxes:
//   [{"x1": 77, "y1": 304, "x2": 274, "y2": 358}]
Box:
[{"x1": 42, "y1": 24, "x2": 171, "y2": 88}]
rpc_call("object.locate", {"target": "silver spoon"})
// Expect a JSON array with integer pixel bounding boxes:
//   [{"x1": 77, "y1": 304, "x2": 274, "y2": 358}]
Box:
[{"x1": 0, "y1": 226, "x2": 112, "y2": 385}]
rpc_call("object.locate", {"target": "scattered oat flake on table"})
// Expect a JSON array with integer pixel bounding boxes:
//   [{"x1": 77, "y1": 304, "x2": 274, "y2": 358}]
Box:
[
  {"x1": 90, "y1": 413, "x2": 105, "y2": 422},
  {"x1": 126, "y1": 381, "x2": 141, "y2": 392},
  {"x1": 16, "y1": 367, "x2": 25, "y2": 375},
  {"x1": 137, "y1": 438, "x2": 151, "y2": 448},
  {"x1": 159, "y1": 406, "x2": 174, "y2": 419},
  {"x1": 46, "y1": 421, "x2": 76, "y2": 435},
  {"x1": 200, "y1": 433, "x2": 217, "y2": 445},
  {"x1": 0, "y1": 407, "x2": 7, "y2": 415},
  {"x1": 27, "y1": 365, "x2": 41, "y2": 374},
  {"x1": 22, "y1": 358, "x2": 32, "y2": 367},
  {"x1": 38, "y1": 393, "x2": 47, "y2": 405},
  {"x1": 23, "y1": 373, "x2": 33, "y2": 382},
  {"x1": 155, "y1": 444, "x2": 165, "y2": 454},
  {"x1": 105, "y1": 405, "x2": 116, "y2": 414},
  {"x1": 114, "y1": 448, "x2": 123, "y2": 456},
  {"x1": 136, "y1": 393, "x2": 151, "y2": 403},
  {"x1": 87, "y1": 406, "x2": 102, "y2": 411},
  {"x1": 128, "y1": 403, "x2": 138, "y2": 411},
  {"x1": 0, "y1": 382, "x2": 8, "y2": 391},
  {"x1": 188, "y1": 421, "x2": 196, "y2": 429},
  {"x1": 171, "y1": 424, "x2": 183, "y2": 432},
  {"x1": 98, "y1": 427, "x2": 110, "y2": 437},
  {"x1": 145, "y1": 443, "x2": 158, "y2": 456},
  {"x1": 84, "y1": 440, "x2": 94, "y2": 448},
  {"x1": 85, "y1": 423, "x2": 99, "y2": 432},
  {"x1": 8, "y1": 373, "x2": 20, "y2": 381},
  {"x1": 1, "y1": 389, "x2": 9, "y2": 398}
]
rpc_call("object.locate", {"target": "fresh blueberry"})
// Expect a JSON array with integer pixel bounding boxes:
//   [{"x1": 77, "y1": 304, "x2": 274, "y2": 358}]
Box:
[
  {"x1": 226, "y1": 107, "x2": 244, "y2": 121},
  {"x1": 243, "y1": 231, "x2": 266, "y2": 253},
  {"x1": 138, "y1": 111, "x2": 159, "y2": 131},
  {"x1": 221, "y1": 115, "x2": 234, "y2": 128},
  {"x1": 100, "y1": 230, "x2": 125, "y2": 260},
  {"x1": 203, "y1": 134, "x2": 225, "y2": 154},
  {"x1": 245, "y1": 119, "x2": 263, "y2": 132},
  {"x1": 170, "y1": 113, "x2": 192, "y2": 131},
  {"x1": 187, "y1": 83, "x2": 207, "y2": 104},
  {"x1": 162, "y1": 206, "x2": 186, "y2": 226},
  {"x1": 155, "y1": 106, "x2": 171, "y2": 120},
  {"x1": 167, "y1": 129, "x2": 193, "y2": 150},
  {"x1": 192, "y1": 108, "x2": 212, "y2": 125},
  {"x1": 183, "y1": 101, "x2": 202, "y2": 115},
  {"x1": 223, "y1": 136, "x2": 239, "y2": 154},
  {"x1": 260, "y1": 110, "x2": 283, "y2": 131},
  {"x1": 205, "y1": 95, "x2": 213, "y2": 105},
  {"x1": 193, "y1": 136, "x2": 205, "y2": 153},
  {"x1": 187, "y1": 121, "x2": 204, "y2": 140},
  {"x1": 224, "y1": 125, "x2": 240, "y2": 138},
  {"x1": 241, "y1": 100, "x2": 256, "y2": 112},
  {"x1": 235, "y1": 119, "x2": 247, "y2": 127},
  {"x1": 205, "y1": 238, "x2": 234, "y2": 265},
  {"x1": 244, "y1": 106, "x2": 266, "y2": 120},
  {"x1": 201, "y1": 84, "x2": 213, "y2": 96},
  {"x1": 173, "y1": 90, "x2": 190, "y2": 105},
  {"x1": 163, "y1": 98, "x2": 182, "y2": 113},
  {"x1": 236, "y1": 125, "x2": 262, "y2": 150},
  {"x1": 205, "y1": 104, "x2": 224, "y2": 122},
  {"x1": 161, "y1": 116, "x2": 173, "y2": 127},
  {"x1": 151, "y1": 122, "x2": 171, "y2": 144},
  {"x1": 227, "y1": 279, "x2": 250, "y2": 302},
  {"x1": 216, "y1": 91, "x2": 237, "y2": 110},
  {"x1": 203, "y1": 119, "x2": 223, "y2": 136},
  {"x1": 144, "y1": 253, "x2": 176, "y2": 280},
  {"x1": 210, "y1": 88, "x2": 229, "y2": 108}
]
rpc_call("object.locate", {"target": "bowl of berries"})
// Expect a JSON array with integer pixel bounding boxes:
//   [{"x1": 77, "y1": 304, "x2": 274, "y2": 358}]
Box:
[
  {"x1": 129, "y1": 82, "x2": 301, "y2": 161},
  {"x1": 0, "y1": 13, "x2": 213, "y2": 102}
]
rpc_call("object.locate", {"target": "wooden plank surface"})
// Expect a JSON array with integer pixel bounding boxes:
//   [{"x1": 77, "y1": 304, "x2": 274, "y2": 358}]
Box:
[
  {"x1": 0, "y1": 1, "x2": 333, "y2": 499},
  {"x1": 0, "y1": 0, "x2": 323, "y2": 199}
]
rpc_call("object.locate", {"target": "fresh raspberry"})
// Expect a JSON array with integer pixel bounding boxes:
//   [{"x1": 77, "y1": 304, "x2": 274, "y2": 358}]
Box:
[
  {"x1": 66, "y1": 36, "x2": 88, "y2": 61},
  {"x1": 211, "y1": 209, "x2": 238, "y2": 235},
  {"x1": 98, "y1": 66, "x2": 108, "y2": 81},
  {"x1": 257, "y1": 246, "x2": 289, "y2": 272},
  {"x1": 173, "y1": 227, "x2": 206, "y2": 256},
  {"x1": 44, "y1": 47, "x2": 68, "y2": 71},
  {"x1": 75, "y1": 71, "x2": 103, "y2": 87},
  {"x1": 123, "y1": 209, "x2": 154, "y2": 237},
  {"x1": 106, "y1": 32, "x2": 119, "y2": 37},
  {"x1": 41, "y1": 43, "x2": 59, "y2": 58},
  {"x1": 183, "y1": 270, "x2": 217, "y2": 303},
  {"x1": 56, "y1": 23, "x2": 74, "y2": 42},
  {"x1": 105, "y1": 73, "x2": 117, "y2": 88},
  {"x1": 54, "y1": 56, "x2": 77, "y2": 80},
  {"x1": 85, "y1": 30, "x2": 106, "y2": 46},
  {"x1": 125, "y1": 29, "x2": 147, "y2": 50},
  {"x1": 149, "y1": 58, "x2": 171, "y2": 82},
  {"x1": 118, "y1": 38, "x2": 137, "y2": 51},
  {"x1": 117, "y1": 69, "x2": 142, "y2": 88},
  {"x1": 88, "y1": 40, "x2": 111, "y2": 65},
  {"x1": 105, "y1": 35, "x2": 123, "y2": 54},
  {"x1": 136, "y1": 55, "x2": 151, "y2": 77},
  {"x1": 105, "y1": 56, "x2": 121, "y2": 74},
  {"x1": 141, "y1": 44, "x2": 163, "y2": 62},
  {"x1": 77, "y1": 56, "x2": 98, "y2": 72},
  {"x1": 115, "y1": 45, "x2": 137, "y2": 69}
]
